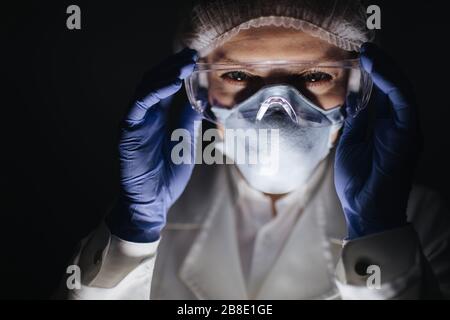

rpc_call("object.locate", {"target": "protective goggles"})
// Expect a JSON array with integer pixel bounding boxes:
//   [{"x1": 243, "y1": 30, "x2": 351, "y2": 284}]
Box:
[{"x1": 184, "y1": 59, "x2": 372, "y2": 126}]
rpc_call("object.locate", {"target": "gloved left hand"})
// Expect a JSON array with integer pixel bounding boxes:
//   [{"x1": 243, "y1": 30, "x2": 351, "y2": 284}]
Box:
[
  {"x1": 335, "y1": 43, "x2": 422, "y2": 240},
  {"x1": 106, "y1": 48, "x2": 200, "y2": 243}
]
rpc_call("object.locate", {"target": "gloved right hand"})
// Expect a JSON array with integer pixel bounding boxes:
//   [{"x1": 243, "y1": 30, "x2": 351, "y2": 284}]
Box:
[
  {"x1": 106, "y1": 48, "x2": 199, "y2": 243},
  {"x1": 334, "y1": 43, "x2": 421, "y2": 240}
]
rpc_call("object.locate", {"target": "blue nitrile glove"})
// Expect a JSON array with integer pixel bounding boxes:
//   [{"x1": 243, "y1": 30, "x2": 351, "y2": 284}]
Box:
[
  {"x1": 106, "y1": 48, "x2": 200, "y2": 242},
  {"x1": 335, "y1": 43, "x2": 422, "y2": 240}
]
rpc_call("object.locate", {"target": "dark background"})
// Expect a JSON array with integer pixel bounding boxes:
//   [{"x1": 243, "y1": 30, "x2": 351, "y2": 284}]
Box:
[{"x1": 3, "y1": 1, "x2": 449, "y2": 299}]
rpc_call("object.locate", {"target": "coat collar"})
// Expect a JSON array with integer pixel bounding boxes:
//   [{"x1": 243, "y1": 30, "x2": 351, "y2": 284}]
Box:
[
  {"x1": 255, "y1": 155, "x2": 346, "y2": 299},
  {"x1": 178, "y1": 164, "x2": 248, "y2": 299},
  {"x1": 177, "y1": 154, "x2": 347, "y2": 299}
]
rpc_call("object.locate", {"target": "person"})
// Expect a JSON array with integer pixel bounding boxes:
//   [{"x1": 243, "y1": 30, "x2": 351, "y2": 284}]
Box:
[{"x1": 61, "y1": 0, "x2": 450, "y2": 299}]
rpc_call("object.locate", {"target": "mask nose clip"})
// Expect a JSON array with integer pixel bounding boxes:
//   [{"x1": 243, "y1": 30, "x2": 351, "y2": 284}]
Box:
[{"x1": 256, "y1": 96, "x2": 298, "y2": 124}]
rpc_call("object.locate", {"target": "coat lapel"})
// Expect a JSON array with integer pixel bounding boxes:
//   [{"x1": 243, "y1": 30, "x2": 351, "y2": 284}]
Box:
[
  {"x1": 176, "y1": 153, "x2": 347, "y2": 300},
  {"x1": 255, "y1": 156, "x2": 347, "y2": 299},
  {"x1": 179, "y1": 164, "x2": 248, "y2": 299}
]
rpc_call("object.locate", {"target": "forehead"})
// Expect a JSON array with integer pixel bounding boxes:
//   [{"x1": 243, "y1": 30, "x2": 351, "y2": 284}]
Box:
[{"x1": 207, "y1": 26, "x2": 352, "y2": 63}]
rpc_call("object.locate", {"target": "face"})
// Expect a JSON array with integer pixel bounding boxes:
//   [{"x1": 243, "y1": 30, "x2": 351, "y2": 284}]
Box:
[{"x1": 205, "y1": 26, "x2": 355, "y2": 111}]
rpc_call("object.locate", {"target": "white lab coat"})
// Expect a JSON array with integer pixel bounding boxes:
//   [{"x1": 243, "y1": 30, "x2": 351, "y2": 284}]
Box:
[{"x1": 60, "y1": 153, "x2": 450, "y2": 299}]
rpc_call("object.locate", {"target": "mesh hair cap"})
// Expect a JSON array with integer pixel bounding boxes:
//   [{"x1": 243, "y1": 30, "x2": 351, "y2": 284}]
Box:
[{"x1": 176, "y1": 0, "x2": 373, "y2": 56}]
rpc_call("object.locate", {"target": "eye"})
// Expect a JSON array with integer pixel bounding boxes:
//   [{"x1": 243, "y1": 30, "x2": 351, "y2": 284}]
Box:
[
  {"x1": 221, "y1": 71, "x2": 252, "y2": 82},
  {"x1": 301, "y1": 71, "x2": 333, "y2": 85}
]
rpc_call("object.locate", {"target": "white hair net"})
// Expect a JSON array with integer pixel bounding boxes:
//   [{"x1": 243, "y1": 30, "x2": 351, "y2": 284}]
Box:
[{"x1": 175, "y1": 0, "x2": 374, "y2": 56}]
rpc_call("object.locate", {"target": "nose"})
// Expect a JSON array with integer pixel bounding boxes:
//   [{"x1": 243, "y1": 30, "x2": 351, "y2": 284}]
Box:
[{"x1": 256, "y1": 96, "x2": 298, "y2": 124}]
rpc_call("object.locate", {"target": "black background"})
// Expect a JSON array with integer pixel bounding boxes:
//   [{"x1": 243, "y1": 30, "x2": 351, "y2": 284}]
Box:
[{"x1": 3, "y1": 1, "x2": 449, "y2": 299}]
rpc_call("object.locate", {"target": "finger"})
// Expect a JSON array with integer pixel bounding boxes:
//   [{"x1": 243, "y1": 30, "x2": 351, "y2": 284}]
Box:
[
  {"x1": 126, "y1": 80, "x2": 183, "y2": 123},
  {"x1": 339, "y1": 92, "x2": 370, "y2": 146},
  {"x1": 127, "y1": 49, "x2": 198, "y2": 123},
  {"x1": 360, "y1": 43, "x2": 416, "y2": 130},
  {"x1": 145, "y1": 51, "x2": 198, "y2": 86},
  {"x1": 167, "y1": 103, "x2": 202, "y2": 169},
  {"x1": 179, "y1": 103, "x2": 201, "y2": 132},
  {"x1": 136, "y1": 49, "x2": 197, "y2": 101},
  {"x1": 156, "y1": 48, "x2": 198, "y2": 74},
  {"x1": 166, "y1": 102, "x2": 201, "y2": 149},
  {"x1": 371, "y1": 85, "x2": 391, "y2": 120}
]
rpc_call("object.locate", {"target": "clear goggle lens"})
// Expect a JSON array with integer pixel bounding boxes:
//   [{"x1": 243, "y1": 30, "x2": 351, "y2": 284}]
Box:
[{"x1": 185, "y1": 59, "x2": 372, "y2": 125}]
